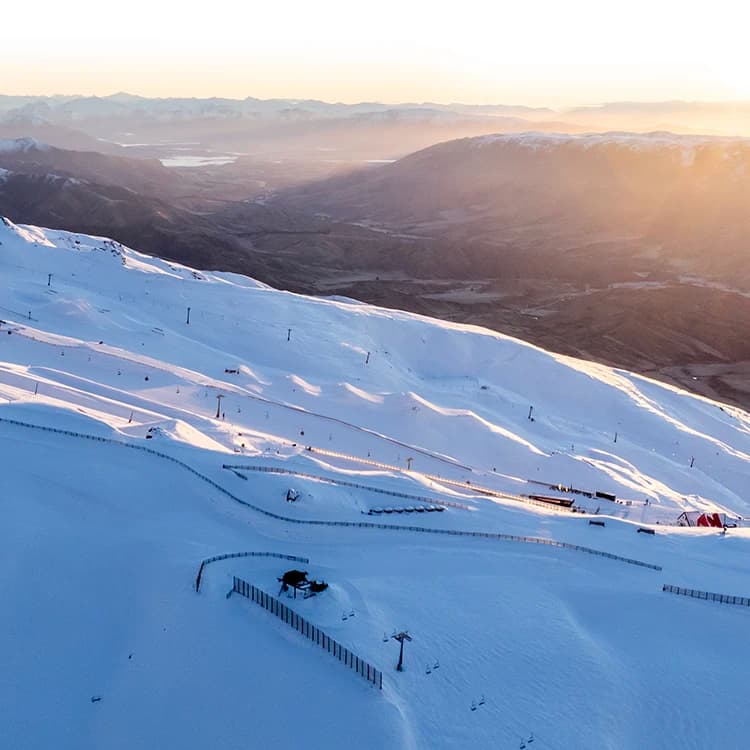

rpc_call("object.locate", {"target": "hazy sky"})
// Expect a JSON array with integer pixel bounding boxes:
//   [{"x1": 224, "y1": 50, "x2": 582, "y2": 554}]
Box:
[{"x1": 3, "y1": 0, "x2": 749, "y2": 105}]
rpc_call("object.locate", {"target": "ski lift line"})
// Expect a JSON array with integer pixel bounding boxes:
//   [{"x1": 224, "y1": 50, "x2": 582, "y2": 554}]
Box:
[
  {"x1": 2, "y1": 331, "x2": 714, "y2": 523},
  {"x1": 226, "y1": 403, "x2": 473, "y2": 472},
  {"x1": 523, "y1": 471, "x2": 651, "y2": 508},
  {"x1": 300, "y1": 446, "x2": 523, "y2": 501},
  {"x1": 8, "y1": 298, "x2": 748, "y2": 484},
  {"x1": 425, "y1": 475, "x2": 577, "y2": 514},
  {"x1": 256, "y1": 446, "x2": 561, "y2": 514},
  {"x1": 507, "y1": 725, "x2": 558, "y2": 750},
  {"x1": 6, "y1": 352, "x2": 480, "y2": 515},
  {"x1": 11, "y1": 326, "x2": 733, "y2": 513},
  {"x1": 7, "y1": 327, "x2": 667, "y2": 514},
  {"x1": 497, "y1": 706, "x2": 568, "y2": 750},
  {"x1": 10, "y1": 324, "x2": 473, "y2": 472},
  {"x1": 465, "y1": 698, "x2": 551, "y2": 750},
  {"x1": 0, "y1": 306, "x2": 38, "y2": 321},
  {"x1": 0, "y1": 366, "x2": 168, "y2": 423},
  {"x1": 0, "y1": 417, "x2": 664, "y2": 572},
  {"x1": 9, "y1": 365, "x2": 230, "y2": 438}
]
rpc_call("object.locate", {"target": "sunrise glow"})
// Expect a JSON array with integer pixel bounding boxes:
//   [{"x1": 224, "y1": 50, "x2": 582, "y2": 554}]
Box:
[{"x1": 3, "y1": 0, "x2": 749, "y2": 105}]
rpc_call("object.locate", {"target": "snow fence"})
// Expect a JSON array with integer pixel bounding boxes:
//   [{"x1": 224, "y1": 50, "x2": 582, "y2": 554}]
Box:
[
  {"x1": 232, "y1": 575, "x2": 383, "y2": 689},
  {"x1": 0, "y1": 417, "x2": 662, "y2": 572},
  {"x1": 195, "y1": 551, "x2": 310, "y2": 593},
  {"x1": 662, "y1": 584, "x2": 750, "y2": 607}
]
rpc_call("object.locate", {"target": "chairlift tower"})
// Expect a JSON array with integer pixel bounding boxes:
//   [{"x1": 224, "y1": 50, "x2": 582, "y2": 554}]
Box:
[{"x1": 392, "y1": 631, "x2": 412, "y2": 671}]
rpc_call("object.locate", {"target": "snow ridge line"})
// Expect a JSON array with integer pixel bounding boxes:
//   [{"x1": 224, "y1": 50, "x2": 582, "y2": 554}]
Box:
[
  {"x1": 195, "y1": 550, "x2": 310, "y2": 592},
  {"x1": 222, "y1": 463, "x2": 473, "y2": 510},
  {"x1": 0, "y1": 416, "x2": 662, "y2": 571},
  {"x1": 662, "y1": 584, "x2": 750, "y2": 607}
]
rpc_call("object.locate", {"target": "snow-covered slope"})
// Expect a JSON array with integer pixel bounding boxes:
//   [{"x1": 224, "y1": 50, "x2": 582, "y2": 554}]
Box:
[
  {"x1": 472, "y1": 130, "x2": 750, "y2": 150},
  {"x1": 2, "y1": 218, "x2": 749, "y2": 749}
]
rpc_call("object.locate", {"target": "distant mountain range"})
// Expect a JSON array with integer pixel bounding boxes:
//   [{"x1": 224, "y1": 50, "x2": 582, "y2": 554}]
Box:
[
  {"x1": 567, "y1": 100, "x2": 750, "y2": 135},
  {"x1": 3, "y1": 93, "x2": 749, "y2": 136},
  {"x1": 0, "y1": 93, "x2": 555, "y2": 122},
  {"x1": 280, "y1": 131, "x2": 750, "y2": 286},
  {"x1": 0, "y1": 95, "x2": 579, "y2": 162}
]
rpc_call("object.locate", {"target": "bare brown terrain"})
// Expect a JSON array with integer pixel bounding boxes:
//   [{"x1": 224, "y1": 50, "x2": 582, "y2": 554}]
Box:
[
  {"x1": 273, "y1": 132, "x2": 750, "y2": 408},
  {"x1": 1, "y1": 111, "x2": 749, "y2": 411},
  {"x1": 297, "y1": 271, "x2": 750, "y2": 410}
]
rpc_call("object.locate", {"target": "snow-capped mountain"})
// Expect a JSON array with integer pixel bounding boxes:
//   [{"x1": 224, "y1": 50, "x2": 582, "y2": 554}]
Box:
[
  {"x1": 2, "y1": 219, "x2": 749, "y2": 749},
  {"x1": 0, "y1": 93, "x2": 555, "y2": 123},
  {"x1": 0, "y1": 136, "x2": 50, "y2": 153}
]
